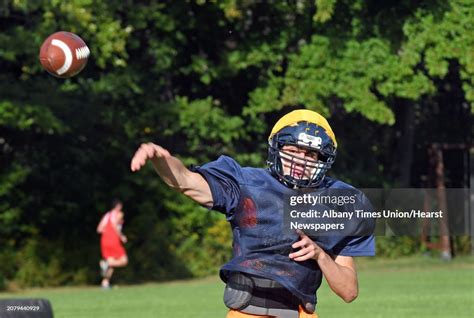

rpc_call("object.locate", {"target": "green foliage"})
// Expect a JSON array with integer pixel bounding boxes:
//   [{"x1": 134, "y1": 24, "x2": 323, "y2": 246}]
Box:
[
  {"x1": 173, "y1": 216, "x2": 232, "y2": 277},
  {"x1": 375, "y1": 236, "x2": 420, "y2": 258},
  {"x1": 314, "y1": 0, "x2": 337, "y2": 23},
  {"x1": 15, "y1": 238, "x2": 69, "y2": 287},
  {"x1": 0, "y1": 248, "x2": 15, "y2": 291},
  {"x1": 401, "y1": 0, "x2": 474, "y2": 110},
  {"x1": 452, "y1": 236, "x2": 473, "y2": 255},
  {"x1": 171, "y1": 97, "x2": 244, "y2": 156},
  {"x1": 0, "y1": 274, "x2": 5, "y2": 291},
  {"x1": 0, "y1": 101, "x2": 63, "y2": 131},
  {"x1": 247, "y1": 0, "x2": 473, "y2": 122}
]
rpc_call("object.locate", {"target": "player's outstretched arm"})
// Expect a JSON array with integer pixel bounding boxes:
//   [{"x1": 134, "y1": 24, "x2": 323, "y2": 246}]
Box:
[{"x1": 130, "y1": 143, "x2": 213, "y2": 207}]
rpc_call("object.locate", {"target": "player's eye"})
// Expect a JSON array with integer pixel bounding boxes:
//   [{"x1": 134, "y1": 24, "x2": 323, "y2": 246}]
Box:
[
  {"x1": 282, "y1": 146, "x2": 299, "y2": 154},
  {"x1": 305, "y1": 151, "x2": 318, "y2": 160}
]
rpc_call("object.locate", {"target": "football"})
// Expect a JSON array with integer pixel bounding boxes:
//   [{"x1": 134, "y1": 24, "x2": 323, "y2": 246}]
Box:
[{"x1": 39, "y1": 31, "x2": 90, "y2": 78}]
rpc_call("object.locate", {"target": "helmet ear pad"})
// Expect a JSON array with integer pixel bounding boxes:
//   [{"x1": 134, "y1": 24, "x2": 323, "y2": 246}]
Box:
[{"x1": 267, "y1": 122, "x2": 337, "y2": 188}]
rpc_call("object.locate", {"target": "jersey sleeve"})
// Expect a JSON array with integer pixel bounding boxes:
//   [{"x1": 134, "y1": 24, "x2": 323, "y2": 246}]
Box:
[
  {"x1": 326, "y1": 185, "x2": 376, "y2": 256},
  {"x1": 331, "y1": 235, "x2": 375, "y2": 256},
  {"x1": 334, "y1": 190, "x2": 376, "y2": 256},
  {"x1": 190, "y1": 155, "x2": 242, "y2": 216}
]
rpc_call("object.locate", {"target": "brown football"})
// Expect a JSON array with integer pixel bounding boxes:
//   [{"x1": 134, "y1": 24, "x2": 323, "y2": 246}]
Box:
[{"x1": 39, "y1": 31, "x2": 90, "y2": 78}]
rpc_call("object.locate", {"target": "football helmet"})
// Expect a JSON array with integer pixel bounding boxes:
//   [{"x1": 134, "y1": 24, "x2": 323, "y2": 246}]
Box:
[{"x1": 267, "y1": 109, "x2": 337, "y2": 188}]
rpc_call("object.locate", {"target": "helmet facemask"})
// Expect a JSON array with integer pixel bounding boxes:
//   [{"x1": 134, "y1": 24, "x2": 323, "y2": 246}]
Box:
[{"x1": 267, "y1": 122, "x2": 337, "y2": 188}]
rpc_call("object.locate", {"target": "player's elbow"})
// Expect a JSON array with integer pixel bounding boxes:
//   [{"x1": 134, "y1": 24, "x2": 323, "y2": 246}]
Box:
[{"x1": 341, "y1": 289, "x2": 358, "y2": 303}]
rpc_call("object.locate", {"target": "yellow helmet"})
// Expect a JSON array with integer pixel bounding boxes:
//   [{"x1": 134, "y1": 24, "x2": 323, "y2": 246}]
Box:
[{"x1": 267, "y1": 109, "x2": 337, "y2": 187}]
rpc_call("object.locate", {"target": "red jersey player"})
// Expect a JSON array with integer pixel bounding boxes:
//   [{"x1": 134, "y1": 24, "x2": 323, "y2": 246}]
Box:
[{"x1": 97, "y1": 199, "x2": 128, "y2": 289}]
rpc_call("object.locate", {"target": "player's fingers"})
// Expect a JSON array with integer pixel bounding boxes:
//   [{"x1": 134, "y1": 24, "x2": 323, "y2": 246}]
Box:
[
  {"x1": 292, "y1": 235, "x2": 312, "y2": 248},
  {"x1": 142, "y1": 143, "x2": 156, "y2": 158},
  {"x1": 291, "y1": 239, "x2": 307, "y2": 249},
  {"x1": 131, "y1": 143, "x2": 169, "y2": 171},
  {"x1": 131, "y1": 144, "x2": 156, "y2": 171},
  {"x1": 131, "y1": 160, "x2": 141, "y2": 171},
  {"x1": 293, "y1": 253, "x2": 314, "y2": 262},
  {"x1": 131, "y1": 152, "x2": 148, "y2": 171},
  {"x1": 130, "y1": 152, "x2": 142, "y2": 168},
  {"x1": 289, "y1": 246, "x2": 312, "y2": 259},
  {"x1": 130, "y1": 157, "x2": 138, "y2": 171}
]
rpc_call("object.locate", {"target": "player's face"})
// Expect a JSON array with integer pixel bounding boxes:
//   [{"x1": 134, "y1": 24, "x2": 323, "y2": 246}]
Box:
[
  {"x1": 114, "y1": 203, "x2": 123, "y2": 211},
  {"x1": 280, "y1": 145, "x2": 319, "y2": 180}
]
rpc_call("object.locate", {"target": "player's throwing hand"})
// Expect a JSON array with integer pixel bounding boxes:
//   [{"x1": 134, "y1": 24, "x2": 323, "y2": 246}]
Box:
[{"x1": 130, "y1": 143, "x2": 170, "y2": 172}]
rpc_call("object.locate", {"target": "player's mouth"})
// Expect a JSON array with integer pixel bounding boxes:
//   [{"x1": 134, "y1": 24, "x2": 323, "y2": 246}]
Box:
[{"x1": 291, "y1": 166, "x2": 305, "y2": 179}]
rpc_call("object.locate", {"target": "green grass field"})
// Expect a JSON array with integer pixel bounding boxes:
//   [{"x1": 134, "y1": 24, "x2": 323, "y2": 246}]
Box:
[{"x1": 1, "y1": 256, "x2": 473, "y2": 318}]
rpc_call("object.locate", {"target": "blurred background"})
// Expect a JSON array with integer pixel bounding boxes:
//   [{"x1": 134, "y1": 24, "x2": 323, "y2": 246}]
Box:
[{"x1": 0, "y1": 0, "x2": 472, "y2": 297}]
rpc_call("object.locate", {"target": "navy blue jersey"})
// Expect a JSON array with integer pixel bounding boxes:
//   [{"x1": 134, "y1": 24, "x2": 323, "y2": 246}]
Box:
[{"x1": 191, "y1": 155, "x2": 375, "y2": 308}]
